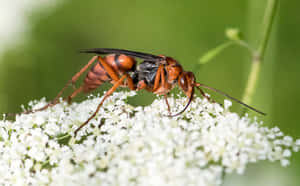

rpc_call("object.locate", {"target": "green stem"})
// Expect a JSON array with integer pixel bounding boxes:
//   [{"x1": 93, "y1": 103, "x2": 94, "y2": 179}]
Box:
[
  {"x1": 242, "y1": 0, "x2": 279, "y2": 105},
  {"x1": 242, "y1": 55, "x2": 261, "y2": 104},
  {"x1": 258, "y1": 0, "x2": 279, "y2": 58}
]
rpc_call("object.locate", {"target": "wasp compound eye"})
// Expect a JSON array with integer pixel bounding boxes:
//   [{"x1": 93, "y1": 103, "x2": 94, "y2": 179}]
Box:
[{"x1": 179, "y1": 75, "x2": 188, "y2": 92}]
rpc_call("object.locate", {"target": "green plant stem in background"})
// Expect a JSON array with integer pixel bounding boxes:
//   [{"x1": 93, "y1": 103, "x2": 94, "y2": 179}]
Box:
[
  {"x1": 242, "y1": 0, "x2": 279, "y2": 105},
  {"x1": 199, "y1": 41, "x2": 234, "y2": 64},
  {"x1": 242, "y1": 54, "x2": 261, "y2": 108}
]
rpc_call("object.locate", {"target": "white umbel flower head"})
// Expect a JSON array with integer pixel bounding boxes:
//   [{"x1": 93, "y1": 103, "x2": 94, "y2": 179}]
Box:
[{"x1": 0, "y1": 91, "x2": 299, "y2": 186}]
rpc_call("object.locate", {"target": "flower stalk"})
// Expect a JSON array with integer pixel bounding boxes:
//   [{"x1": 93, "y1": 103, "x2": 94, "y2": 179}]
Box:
[{"x1": 241, "y1": 0, "x2": 279, "y2": 105}]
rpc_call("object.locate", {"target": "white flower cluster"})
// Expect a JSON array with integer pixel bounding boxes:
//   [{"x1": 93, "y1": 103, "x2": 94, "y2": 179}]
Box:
[{"x1": 0, "y1": 92, "x2": 299, "y2": 186}]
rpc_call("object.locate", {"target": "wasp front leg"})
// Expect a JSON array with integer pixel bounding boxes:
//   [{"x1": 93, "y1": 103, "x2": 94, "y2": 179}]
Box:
[{"x1": 196, "y1": 86, "x2": 216, "y2": 103}]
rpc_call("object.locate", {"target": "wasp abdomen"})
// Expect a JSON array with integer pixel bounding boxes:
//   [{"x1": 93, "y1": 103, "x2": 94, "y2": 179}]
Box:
[
  {"x1": 83, "y1": 54, "x2": 136, "y2": 93},
  {"x1": 105, "y1": 54, "x2": 136, "y2": 73}
]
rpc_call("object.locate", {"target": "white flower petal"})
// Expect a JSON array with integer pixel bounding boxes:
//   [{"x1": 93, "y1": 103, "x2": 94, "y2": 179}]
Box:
[{"x1": 0, "y1": 91, "x2": 299, "y2": 186}]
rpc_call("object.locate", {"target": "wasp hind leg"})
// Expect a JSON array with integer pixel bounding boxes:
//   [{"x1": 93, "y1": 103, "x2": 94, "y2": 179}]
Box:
[
  {"x1": 20, "y1": 56, "x2": 98, "y2": 115},
  {"x1": 74, "y1": 74, "x2": 131, "y2": 135}
]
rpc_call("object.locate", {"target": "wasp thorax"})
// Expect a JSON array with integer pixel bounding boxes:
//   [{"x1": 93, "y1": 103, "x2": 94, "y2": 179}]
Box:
[{"x1": 165, "y1": 57, "x2": 183, "y2": 83}]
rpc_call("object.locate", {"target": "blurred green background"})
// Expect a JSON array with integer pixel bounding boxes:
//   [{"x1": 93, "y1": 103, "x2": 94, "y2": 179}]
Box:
[{"x1": 0, "y1": 0, "x2": 299, "y2": 185}]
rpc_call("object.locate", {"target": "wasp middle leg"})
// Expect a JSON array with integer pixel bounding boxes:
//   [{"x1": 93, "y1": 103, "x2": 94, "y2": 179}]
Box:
[{"x1": 74, "y1": 74, "x2": 135, "y2": 135}]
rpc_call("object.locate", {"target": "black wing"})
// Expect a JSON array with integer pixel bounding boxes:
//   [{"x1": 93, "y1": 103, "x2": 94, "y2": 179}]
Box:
[{"x1": 80, "y1": 48, "x2": 164, "y2": 62}]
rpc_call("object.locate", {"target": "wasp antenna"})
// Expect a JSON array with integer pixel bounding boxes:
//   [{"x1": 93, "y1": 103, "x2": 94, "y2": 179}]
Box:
[
  {"x1": 195, "y1": 83, "x2": 266, "y2": 115},
  {"x1": 167, "y1": 87, "x2": 195, "y2": 117}
]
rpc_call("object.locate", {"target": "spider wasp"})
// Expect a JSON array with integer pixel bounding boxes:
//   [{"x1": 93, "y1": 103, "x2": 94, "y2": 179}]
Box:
[{"x1": 22, "y1": 48, "x2": 265, "y2": 135}]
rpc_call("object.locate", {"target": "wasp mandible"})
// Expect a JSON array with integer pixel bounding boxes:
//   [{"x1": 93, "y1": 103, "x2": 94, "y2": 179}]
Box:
[{"x1": 23, "y1": 48, "x2": 266, "y2": 135}]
